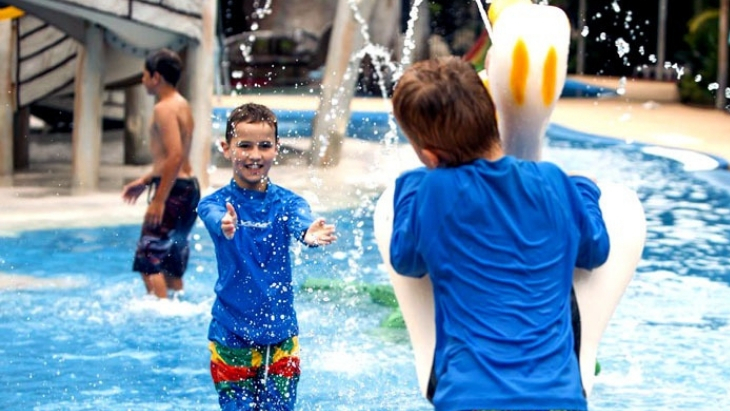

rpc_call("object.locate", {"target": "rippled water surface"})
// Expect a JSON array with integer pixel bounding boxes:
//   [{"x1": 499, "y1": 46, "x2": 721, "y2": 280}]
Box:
[{"x1": 2, "y1": 136, "x2": 730, "y2": 410}]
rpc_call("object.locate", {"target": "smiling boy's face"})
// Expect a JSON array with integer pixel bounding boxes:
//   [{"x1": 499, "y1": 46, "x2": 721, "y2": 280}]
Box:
[{"x1": 222, "y1": 121, "x2": 278, "y2": 191}]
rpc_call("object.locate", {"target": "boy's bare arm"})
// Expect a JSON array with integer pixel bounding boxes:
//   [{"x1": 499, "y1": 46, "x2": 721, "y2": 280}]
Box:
[
  {"x1": 121, "y1": 169, "x2": 158, "y2": 203},
  {"x1": 145, "y1": 104, "x2": 184, "y2": 226}
]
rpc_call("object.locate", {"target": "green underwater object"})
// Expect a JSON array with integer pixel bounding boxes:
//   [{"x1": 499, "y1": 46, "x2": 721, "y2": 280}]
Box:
[
  {"x1": 381, "y1": 308, "x2": 405, "y2": 329},
  {"x1": 301, "y1": 278, "x2": 404, "y2": 328}
]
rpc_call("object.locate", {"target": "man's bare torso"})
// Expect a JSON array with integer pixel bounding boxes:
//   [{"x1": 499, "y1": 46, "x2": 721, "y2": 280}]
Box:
[{"x1": 149, "y1": 92, "x2": 195, "y2": 178}]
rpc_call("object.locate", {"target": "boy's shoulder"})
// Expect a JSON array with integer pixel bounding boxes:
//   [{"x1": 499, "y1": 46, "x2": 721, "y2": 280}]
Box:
[
  {"x1": 267, "y1": 181, "x2": 304, "y2": 198},
  {"x1": 528, "y1": 159, "x2": 569, "y2": 178},
  {"x1": 202, "y1": 183, "x2": 233, "y2": 199}
]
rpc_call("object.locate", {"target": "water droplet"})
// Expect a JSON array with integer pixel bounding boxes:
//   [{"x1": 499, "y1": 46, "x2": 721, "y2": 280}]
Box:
[
  {"x1": 615, "y1": 38, "x2": 630, "y2": 58},
  {"x1": 616, "y1": 77, "x2": 627, "y2": 96}
]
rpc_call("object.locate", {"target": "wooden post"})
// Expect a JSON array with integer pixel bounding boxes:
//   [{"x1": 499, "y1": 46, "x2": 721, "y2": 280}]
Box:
[
  {"x1": 309, "y1": 0, "x2": 377, "y2": 167},
  {"x1": 183, "y1": 0, "x2": 217, "y2": 189},
  {"x1": 71, "y1": 23, "x2": 105, "y2": 193},
  {"x1": 716, "y1": 0, "x2": 728, "y2": 110},
  {"x1": 13, "y1": 107, "x2": 30, "y2": 170},
  {"x1": 0, "y1": 19, "x2": 14, "y2": 185},
  {"x1": 123, "y1": 84, "x2": 153, "y2": 165}
]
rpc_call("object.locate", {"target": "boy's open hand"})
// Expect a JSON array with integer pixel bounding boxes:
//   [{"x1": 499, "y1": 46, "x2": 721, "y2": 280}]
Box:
[
  {"x1": 221, "y1": 203, "x2": 238, "y2": 240},
  {"x1": 304, "y1": 218, "x2": 337, "y2": 246}
]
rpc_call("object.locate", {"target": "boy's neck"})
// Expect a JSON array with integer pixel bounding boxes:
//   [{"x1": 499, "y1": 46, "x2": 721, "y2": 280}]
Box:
[
  {"x1": 482, "y1": 145, "x2": 505, "y2": 161},
  {"x1": 234, "y1": 176, "x2": 269, "y2": 192},
  {"x1": 156, "y1": 84, "x2": 177, "y2": 101}
]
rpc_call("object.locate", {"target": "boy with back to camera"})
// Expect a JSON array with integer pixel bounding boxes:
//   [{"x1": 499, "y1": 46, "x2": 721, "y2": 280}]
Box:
[
  {"x1": 197, "y1": 103, "x2": 337, "y2": 410},
  {"x1": 122, "y1": 48, "x2": 200, "y2": 299},
  {"x1": 388, "y1": 56, "x2": 610, "y2": 411}
]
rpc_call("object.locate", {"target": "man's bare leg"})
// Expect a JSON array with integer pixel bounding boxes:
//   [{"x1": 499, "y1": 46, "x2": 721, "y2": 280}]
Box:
[
  {"x1": 142, "y1": 273, "x2": 168, "y2": 298},
  {"x1": 165, "y1": 275, "x2": 183, "y2": 293},
  {"x1": 165, "y1": 276, "x2": 184, "y2": 299}
]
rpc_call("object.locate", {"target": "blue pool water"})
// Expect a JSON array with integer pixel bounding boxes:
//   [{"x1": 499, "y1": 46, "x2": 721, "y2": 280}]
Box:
[{"x1": 2, "y1": 132, "x2": 730, "y2": 410}]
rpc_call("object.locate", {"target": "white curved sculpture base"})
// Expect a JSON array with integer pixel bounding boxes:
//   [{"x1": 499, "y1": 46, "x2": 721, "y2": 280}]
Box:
[{"x1": 373, "y1": 180, "x2": 646, "y2": 398}]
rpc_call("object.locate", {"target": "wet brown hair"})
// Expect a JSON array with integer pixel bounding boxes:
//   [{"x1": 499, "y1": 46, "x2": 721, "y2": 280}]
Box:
[
  {"x1": 392, "y1": 56, "x2": 500, "y2": 166},
  {"x1": 144, "y1": 48, "x2": 183, "y2": 87},
  {"x1": 225, "y1": 103, "x2": 279, "y2": 143}
]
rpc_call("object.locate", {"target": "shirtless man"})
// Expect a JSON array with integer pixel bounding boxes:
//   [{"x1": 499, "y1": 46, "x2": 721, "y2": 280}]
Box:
[{"x1": 122, "y1": 49, "x2": 200, "y2": 299}]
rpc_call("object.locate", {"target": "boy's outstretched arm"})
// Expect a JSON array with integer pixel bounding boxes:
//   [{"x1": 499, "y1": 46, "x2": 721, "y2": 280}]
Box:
[
  {"x1": 221, "y1": 203, "x2": 238, "y2": 240},
  {"x1": 197, "y1": 195, "x2": 234, "y2": 239},
  {"x1": 303, "y1": 218, "x2": 337, "y2": 246}
]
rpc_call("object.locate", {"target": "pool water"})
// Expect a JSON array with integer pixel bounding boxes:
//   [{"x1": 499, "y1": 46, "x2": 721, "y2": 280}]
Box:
[{"x1": 2, "y1": 136, "x2": 730, "y2": 410}]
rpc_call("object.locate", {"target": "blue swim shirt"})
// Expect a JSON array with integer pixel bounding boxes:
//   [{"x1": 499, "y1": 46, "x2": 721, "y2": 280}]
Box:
[
  {"x1": 390, "y1": 156, "x2": 609, "y2": 411},
  {"x1": 198, "y1": 179, "x2": 314, "y2": 346}
]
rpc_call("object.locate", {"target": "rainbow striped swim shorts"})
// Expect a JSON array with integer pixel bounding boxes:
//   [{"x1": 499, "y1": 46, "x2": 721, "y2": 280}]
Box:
[{"x1": 209, "y1": 336, "x2": 300, "y2": 411}]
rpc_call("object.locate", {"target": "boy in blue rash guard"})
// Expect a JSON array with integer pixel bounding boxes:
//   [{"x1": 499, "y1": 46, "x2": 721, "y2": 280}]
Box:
[
  {"x1": 389, "y1": 57, "x2": 610, "y2": 411},
  {"x1": 197, "y1": 103, "x2": 337, "y2": 411}
]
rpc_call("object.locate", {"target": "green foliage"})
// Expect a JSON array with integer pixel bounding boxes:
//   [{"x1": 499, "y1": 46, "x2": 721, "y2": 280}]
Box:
[
  {"x1": 678, "y1": 73, "x2": 717, "y2": 106},
  {"x1": 677, "y1": 9, "x2": 725, "y2": 106}
]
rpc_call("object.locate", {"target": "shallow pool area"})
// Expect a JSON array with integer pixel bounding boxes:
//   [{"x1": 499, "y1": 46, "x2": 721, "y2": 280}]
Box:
[{"x1": 2, "y1": 133, "x2": 730, "y2": 410}]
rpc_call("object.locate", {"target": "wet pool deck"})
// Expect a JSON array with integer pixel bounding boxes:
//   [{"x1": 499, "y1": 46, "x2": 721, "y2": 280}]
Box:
[{"x1": 1, "y1": 75, "x2": 729, "y2": 234}]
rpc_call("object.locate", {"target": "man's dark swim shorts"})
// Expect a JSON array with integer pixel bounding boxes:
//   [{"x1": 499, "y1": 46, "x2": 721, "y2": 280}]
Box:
[{"x1": 133, "y1": 177, "x2": 200, "y2": 277}]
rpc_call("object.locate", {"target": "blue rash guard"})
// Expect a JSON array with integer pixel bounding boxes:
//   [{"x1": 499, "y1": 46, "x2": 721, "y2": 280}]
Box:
[
  {"x1": 390, "y1": 156, "x2": 610, "y2": 411},
  {"x1": 198, "y1": 179, "x2": 314, "y2": 346}
]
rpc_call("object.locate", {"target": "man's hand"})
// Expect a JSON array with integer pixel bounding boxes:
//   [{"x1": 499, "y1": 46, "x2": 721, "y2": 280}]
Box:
[
  {"x1": 303, "y1": 218, "x2": 337, "y2": 246},
  {"x1": 145, "y1": 199, "x2": 165, "y2": 227},
  {"x1": 221, "y1": 203, "x2": 238, "y2": 240},
  {"x1": 122, "y1": 178, "x2": 147, "y2": 204}
]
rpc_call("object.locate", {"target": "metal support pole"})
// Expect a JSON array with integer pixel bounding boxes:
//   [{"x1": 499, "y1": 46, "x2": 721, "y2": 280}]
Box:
[
  {"x1": 656, "y1": 0, "x2": 668, "y2": 80},
  {"x1": 576, "y1": 0, "x2": 586, "y2": 75},
  {"x1": 184, "y1": 0, "x2": 217, "y2": 189},
  {"x1": 716, "y1": 0, "x2": 728, "y2": 110},
  {"x1": 0, "y1": 19, "x2": 14, "y2": 184},
  {"x1": 71, "y1": 23, "x2": 105, "y2": 193},
  {"x1": 309, "y1": 0, "x2": 377, "y2": 167},
  {"x1": 123, "y1": 84, "x2": 153, "y2": 165}
]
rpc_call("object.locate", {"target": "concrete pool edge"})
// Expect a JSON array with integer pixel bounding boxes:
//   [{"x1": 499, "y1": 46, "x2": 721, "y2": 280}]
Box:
[{"x1": 548, "y1": 122, "x2": 730, "y2": 191}]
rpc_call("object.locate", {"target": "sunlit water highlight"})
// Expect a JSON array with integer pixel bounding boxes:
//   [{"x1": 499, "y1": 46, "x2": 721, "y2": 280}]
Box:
[{"x1": 2, "y1": 133, "x2": 730, "y2": 410}]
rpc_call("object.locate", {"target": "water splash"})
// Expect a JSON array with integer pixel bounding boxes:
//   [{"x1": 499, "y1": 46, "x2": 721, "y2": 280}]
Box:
[
  {"x1": 234, "y1": 0, "x2": 275, "y2": 67},
  {"x1": 251, "y1": 0, "x2": 273, "y2": 19},
  {"x1": 318, "y1": 0, "x2": 431, "y2": 154},
  {"x1": 397, "y1": 0, "x2": 427, "y2": 72},
  {"x1": 307, "y1": 0, "x2": 436, "y2": 277},
  {"x1": 612, "y1": 76, "x2": 626, "y2": 96}
]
